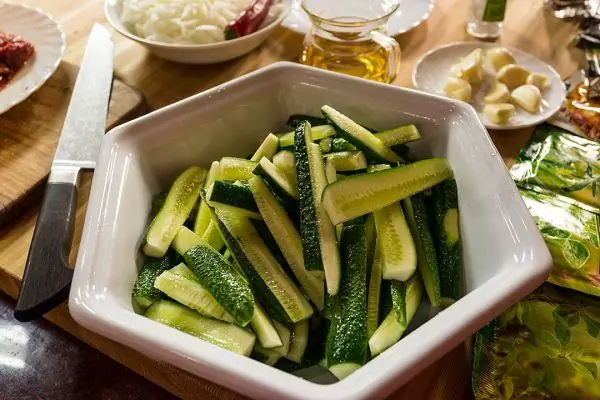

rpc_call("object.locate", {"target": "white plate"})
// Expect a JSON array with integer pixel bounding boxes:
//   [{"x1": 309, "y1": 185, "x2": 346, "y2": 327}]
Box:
[
  {"x1": 282, "y1": 0, "x2": 435, "y2": 35},
  {"x1": 0, "y1": 3, "x2": 65, "y2": 114},
  {"x1": 413, "y1": 42, "x2": 566, "y2": 130}
]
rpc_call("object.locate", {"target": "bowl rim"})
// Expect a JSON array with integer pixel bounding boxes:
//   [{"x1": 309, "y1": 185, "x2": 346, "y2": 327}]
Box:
[{"x1": 104, "y1": 0, "x2": 291, "y2": 49}]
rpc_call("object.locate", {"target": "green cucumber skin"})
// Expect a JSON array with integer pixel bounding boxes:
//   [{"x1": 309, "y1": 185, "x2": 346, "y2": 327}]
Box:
[
  {"x1": 287, "y1": 114, "x2": 328, "y2": 129},
  {"x1": 431, "y1": 179, "x2": 461, "y2": 302},
  {"x1": 252, "y1": 163, "x2": 300, "y2": 227},
  {"x1": 182, "y1": 244, "x2": 254, "y2": 326},
  {"x1": 214, "y1": 212, "x2": 293, "y2": 324},
  {"x1": 390, "y1": 280, "x2": 407, "y2": 326},
  {"x1": 331, "y1": 138, "x2": 357, "y2": 153},
  {"x1": 402, "y1": 194, "x2": 441, "y2": 307},
  {"x1": 326, "y1": 223, "x2": 368, "y2": 369},
  {"x1": 294, "y1": 122, "x2": 324, "y2": 271},
  {"x1": 208, "y1": 181, "x2": 259, "y2": 214},
  {"x1": 132, "y1": 252, "x2": 175, "y2": 309},
  {"x1": 144, "y1": 167, "x2": 206, "y2": 258}
]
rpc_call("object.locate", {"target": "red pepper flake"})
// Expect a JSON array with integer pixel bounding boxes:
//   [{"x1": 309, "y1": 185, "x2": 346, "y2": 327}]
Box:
[{"x1": 224, "y1": 0, "x2": 274, "y2": 40}]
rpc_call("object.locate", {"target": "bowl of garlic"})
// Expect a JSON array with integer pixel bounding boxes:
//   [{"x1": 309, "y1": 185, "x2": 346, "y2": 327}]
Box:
[{"x1": 412, "y1": 42, "x2": 566, "y2": 130}]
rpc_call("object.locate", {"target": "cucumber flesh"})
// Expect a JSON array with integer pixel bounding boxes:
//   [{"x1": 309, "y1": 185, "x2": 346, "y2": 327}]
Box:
[
  {"x1": 374, "y1": 202, "x2": 417, "y2": 281},
  {"x1": 252, "y1": 343, "x2": 283, "y2": 365},
  {"x1": 155, "y1": 265, "x2": 233, "y2": 323},
  {"x1": 329, "y1": 364, "x2": 362, "y2": 380},
  {"x1": 200, "y1": 220, "x2": 225, "y2": 251},
  {"x1": 146, "y1": 300, "x2": 255, "y2": 356},
  {"x1": 374, "y1": 125, "x2": 421, "y2": 147},
  {"x1": 278, "y1": 125, "x2": 336, "y2": 148},
  {"x1": 286, "y1": 319, "x2": 309, "y2": 363},
  {"x1": 323, "y1": 151, "x2": 367, "y2": 172},
  {"x1": 253, "y1": 157, "x2": 298, "y2": 199},
  {"x1": 319, "y1": 137, "x2": 333, "y2": 153},
  {"x1": 250, "y1": 301, "x2": 283, "y2": 349},
  {"x1": 322, "y1": 158, "x2": 453, "y2": 225},
  {"x1": 273, "y1": 150, "x2": 298, "y2": 189},
  {"x1": 366, "y1": 240, "x2": 383, "y2": 338},
  {"x1": 194, "y1": 161, "x2": 220, "y2": 236},
  {"x1": 402, "y1": 194, "x2": 441, "y2": 307},
  {"x1": 249, "y1": 176, "x2": 325, "y2": 310},
  {"x1": 369, "y1": 275, "x2": 423, "y2": 356},
  {"x1": 219, "y1": 157, "x2": 257, "y2": 181},
  {"x1": 251, "y1": 133, "x2": 280, "y2": 162},
  {"x1": 215, "y1": 209, "x2": 314, "y2": 323},
  {"x1": 205, "y1": 180, "x2": 262, "y2": 220},
  {"x1": 326, "y1": 223, "x2": 368, "y2": 378},
  {"x1": 325, "y1": 158, "x2": 338, "y2": 184},
  {"x1": 132, "y1": 253, "x2": 174, "y2": 309},
  {"x1": 173, "y1": 228, "x2": 255, "y2": 327},
  {"x1": 331, "y1": 137, "x2": 357, "y2": 152},
  {"x1": 321, "y1": 105, "x2": 400, "y2": 164},
  {"x1": 295, "y1": 121, "x2": 341, "y2": 294},
  {"x1": 431, "y1": 179, "x2": 461, "y2": 304},
  {"x1": 272, "y1": 320, "x2": 291, "y2": 356},
  {"x1": 366, "y1": 164, "x2": 392, "y2": 173},
  {"x1": 144, "y1": 166, "x2": 207, "y2": 258}
]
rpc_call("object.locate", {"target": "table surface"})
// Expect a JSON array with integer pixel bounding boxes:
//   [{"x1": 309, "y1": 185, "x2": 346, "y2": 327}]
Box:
[{"x1": 2, "y1": 0, "x2": 583, "y2": 398}]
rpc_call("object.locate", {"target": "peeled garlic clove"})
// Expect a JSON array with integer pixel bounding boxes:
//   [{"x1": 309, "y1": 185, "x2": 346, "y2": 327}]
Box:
[
  {"x1": 448, "y1": 63, "x2": 465, "y2": 79},
  {"x1": 486, "y1": 47, "x2": 516, "y2": 71},
  {"x1": 497, "y1": 64, "x2": 531, "y2": 90},
  {"x1": 511, "y1": 84, "x2": 542, "y2": 113},
  {"x1": 443, "y1": 77, "x2": 472, "y2": 102},
  {"x1": 484, "y1": 82, "x2": 510, "y2": 103},
  {"x1": 484, "y1": 103, "x2": 515, "y2": 125},
  {"x1": 526, "y1": 72, "x2": 549, "y2": 89},
  {"x1": 460, "y1": 49, "x2": 485, "y2": 84}
]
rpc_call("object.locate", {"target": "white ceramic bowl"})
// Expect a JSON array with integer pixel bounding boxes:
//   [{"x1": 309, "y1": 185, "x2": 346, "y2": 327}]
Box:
[
  {"x1": 70, "y1": 62, "x2": 552, "y2": 399},
  {"x1": 104, "y1": 0, "x2": 291, "y2": 64}
]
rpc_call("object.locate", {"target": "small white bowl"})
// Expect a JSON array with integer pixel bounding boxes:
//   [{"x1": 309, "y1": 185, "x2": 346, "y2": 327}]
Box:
[
  {"x1": 70, "y1": 62, "x2": 552, "y2": 399},
  {"x1": 105, "y1": 0, "x2": 291, "y2": 64}
]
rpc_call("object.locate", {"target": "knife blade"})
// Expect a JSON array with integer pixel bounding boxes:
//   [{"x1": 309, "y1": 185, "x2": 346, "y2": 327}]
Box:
[{"x1": 14, "y1": 24, "x2": 114, "y2": 322}]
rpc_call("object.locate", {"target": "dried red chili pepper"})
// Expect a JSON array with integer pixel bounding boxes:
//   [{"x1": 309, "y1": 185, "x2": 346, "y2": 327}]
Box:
[{"x1": 224, "y1": 0, "x2": 274, "y2": 40}]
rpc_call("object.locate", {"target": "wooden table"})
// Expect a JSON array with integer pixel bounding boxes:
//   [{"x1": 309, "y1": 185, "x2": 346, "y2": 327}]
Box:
[{"x1": 0, "y1": 0, "x2": 583, "y2": 398}]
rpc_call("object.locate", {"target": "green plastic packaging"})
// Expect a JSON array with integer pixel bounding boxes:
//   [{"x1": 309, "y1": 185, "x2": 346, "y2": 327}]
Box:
[
  {"x1": 511, "y1": 124, "x2": 600, "y2": 211},
  {"x1": 473, "y1": 284, "x2": 600, "y2": 400},
  {"x1": 521, "y1": 189, "x2": 600, "y2": 297}
]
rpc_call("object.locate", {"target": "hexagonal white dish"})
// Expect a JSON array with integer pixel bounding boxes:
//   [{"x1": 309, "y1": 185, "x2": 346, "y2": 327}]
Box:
[{"x1": 70, "y1": 62, "x2": 551, "y2": 400}]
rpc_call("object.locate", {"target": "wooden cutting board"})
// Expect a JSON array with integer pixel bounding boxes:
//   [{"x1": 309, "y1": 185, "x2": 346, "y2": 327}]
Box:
[{"x1": 0, "y1": 61, "x2": 146, "y2": 226}]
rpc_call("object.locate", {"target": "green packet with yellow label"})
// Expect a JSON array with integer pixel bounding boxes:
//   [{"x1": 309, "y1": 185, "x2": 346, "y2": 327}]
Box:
[
  {"x1": 520, "y1": 189, "x2": 600, "y2": 297},
  {"x1": 511, "y1": 124, "x2": 600, "y2": 212},
  {"x1": 472, "y1": 284, "x2": 600, "y2": 399}
]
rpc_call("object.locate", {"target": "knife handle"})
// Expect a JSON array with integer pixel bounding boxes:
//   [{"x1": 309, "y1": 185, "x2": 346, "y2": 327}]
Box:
[{"x1": 14, "y1": 167, "x2": 80, "y2": 322}]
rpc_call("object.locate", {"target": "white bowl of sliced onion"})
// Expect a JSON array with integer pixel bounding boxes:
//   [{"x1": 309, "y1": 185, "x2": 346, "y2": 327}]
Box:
[{"x1": 105, "y1": 0, "x2": 290, "y2": 64}]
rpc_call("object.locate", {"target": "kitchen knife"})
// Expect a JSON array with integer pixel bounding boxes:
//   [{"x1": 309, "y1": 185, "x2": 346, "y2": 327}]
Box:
[{"x1": 14, "y1": 24, "x2": 114, "y2": 322}]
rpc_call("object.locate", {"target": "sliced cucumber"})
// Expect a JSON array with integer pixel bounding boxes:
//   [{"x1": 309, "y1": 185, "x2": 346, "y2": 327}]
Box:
[
  {"x1": 215, "y1": 209, "x2": 314, "y2": 323},
  {"x1": 252, "y1": 343, "x2": 283, "y2": 365},
  {"x1": 366, "y1": 164, "x2": 392, "y2": 173},
  {"x1": 321, "y1": 105, "x2": 401, "y2": 164},
  {"x1": 365, "y1": 214, "x2": 377, "y2": 271},
  {"x1": 319, "y1": 137, "x2": 333, "y2": 153},
  {"x1": 366, "y1": 240, "x2": 383, "y2": 338},
  {"x1": 200, "y1": 219, "x2": 225, "y2": 251},
  {"x1": 251, "y1": 133, "x2": 279, "y2": 162},
  {"x1": 272, "y1": 321, "x2": 291, "y2": 356},
  {"x1": 144, "y1": 166, "x2": 207, "y2": 258},
  {"x1": 325, "y1": 158, "x2": 338, "y2": 184},
  {"x1": 194, "y1": 161, "x2": 220, "y2": 236},
  {"x1": 374, "y1": 125, "x2": 421, "y2": 147},
  {"x1": 402, "y1": 194, "x2": 441, "y2": 307},
  {"x1": 278, "y1": 125, "x2": 336, "y2": 148},
  {"x1": 374, "y1": 202, "x2": 417, "y2": 281},
  {"x1": 146, "y1": 300, "x2": 255, "y2": 356},
  {"x1": 331, "y1": 137, "x2": 357, "y2": 152},
  {"x1": 294, "y1": 121, "x2": 341, "y2": 295},
  {"x1": 250, "y1": 301, "x2": 283, "y2": 349},
  {"x1": 219, "y1": 157, "x2": 257, "y2": 181},
  {"x1": 369, "y1": 275, "x2": 423, "y2": 356},
  {"x1": 172, "y1": 227, "x2": 254, "y2": 326},
  {"x1": 323, "y1": 151, "x2": 367, "y2": 172},
  {"x1": 321, "y1": 158, "x2": 453, "y2": 225},
  {"x1": 272, "y1": 150, "x2": 298, "y2": 190},
  {"x1": 249, "y1": 176, "x2": 325, "y2": 310},
  {"x1": 431, "y1": 179, "x2": 461, "y2": 304},
  {"x1": 286, "y1": 114, "x2": 328, "y2": 129},
  {"x1": 286, "y1": 319, "x2": 309, "y2": 363},
  {"x1": 132, "y1": 253, "x2": 175, "y2": 309},
  {"x1": 253, "y1": 157, "x2": 298, "y2": 200},
  {"x1": 326, "y1": 223, "x2": 368, "y2": 380},
  {"x1": 205, "y1": 180, "x2": 261, "y2": 220},
  {"x1": 155, "y1": 264, "x2": 233, "y2": 323}
]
